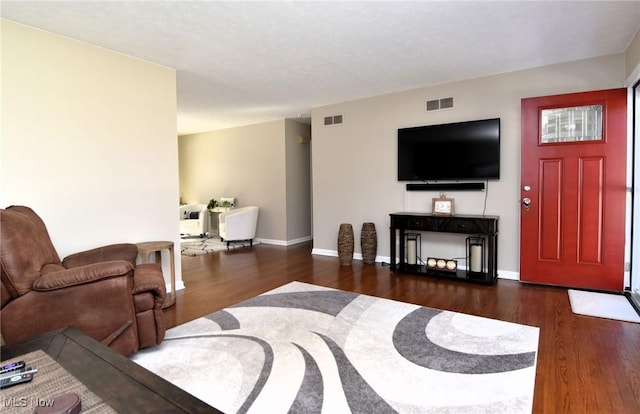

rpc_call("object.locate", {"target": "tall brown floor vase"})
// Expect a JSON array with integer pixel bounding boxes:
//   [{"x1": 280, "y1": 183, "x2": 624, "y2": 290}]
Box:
[
  {"x1": 361, "y1": 222, "x2": 377, "y2": 264},
  {"x1": 337, "y1": 223, "x2": 354, "y2": 266}
]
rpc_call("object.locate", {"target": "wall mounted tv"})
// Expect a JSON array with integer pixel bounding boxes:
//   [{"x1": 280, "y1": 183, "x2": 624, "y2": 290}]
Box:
[{"x1": 397, "y1": 118, "x2": 500, "y2": 181}]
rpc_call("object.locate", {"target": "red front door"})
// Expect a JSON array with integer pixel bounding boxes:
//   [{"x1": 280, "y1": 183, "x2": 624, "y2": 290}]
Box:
[{"x1": 520, "y1": 89, "x2": 627, "y2": 290}]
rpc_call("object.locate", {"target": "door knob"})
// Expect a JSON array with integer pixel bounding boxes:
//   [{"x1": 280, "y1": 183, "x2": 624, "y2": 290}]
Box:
[{"x1": 522, "y1": 198, "x2": 531, "y2": 210}]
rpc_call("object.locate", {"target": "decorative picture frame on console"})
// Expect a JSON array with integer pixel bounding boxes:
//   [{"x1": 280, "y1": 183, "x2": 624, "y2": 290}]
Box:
[{"x1": 432, "y1": 197, "x2": 455, "y2": 216}]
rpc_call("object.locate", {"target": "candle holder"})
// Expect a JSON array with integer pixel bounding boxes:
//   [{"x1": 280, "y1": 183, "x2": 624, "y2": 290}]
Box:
[
  {"x1": 405, "y1": 233, "x2": 421, "y2": 268},
  {"x1": 466, "y1": 236, "x2": 485, "y2": 277}
]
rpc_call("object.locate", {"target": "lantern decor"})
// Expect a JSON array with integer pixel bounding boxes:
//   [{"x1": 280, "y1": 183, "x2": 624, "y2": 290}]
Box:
[
  {"x1": 405, "y1": 233, "x2": 421, "y2": 268},
  {"x1": 466, "y1": 236, "x2": 486, "y2": 277}
]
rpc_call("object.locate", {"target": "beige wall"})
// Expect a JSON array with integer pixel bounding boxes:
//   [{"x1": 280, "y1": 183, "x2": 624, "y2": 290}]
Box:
[
  {"x1": 1, "y1": 20, "x2": 181, "y2": 284},
  {"x1": 311, "y1": 54, "x2": 626, "y2": 278},
  {"x1": 6, "y1": 18, "x2": 633, "y2": 286},
  {"x1": 625, "y1": 26, "x2": 640, "y2": 83},
  {"x1": 178, "y1": 119, "x2": 312, "y2": 244}
]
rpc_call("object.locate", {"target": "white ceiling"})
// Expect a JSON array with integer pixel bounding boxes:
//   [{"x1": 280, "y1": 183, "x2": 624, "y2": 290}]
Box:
[{"x1": 2, "y1": 1, "x2": 640, "y2": 135}]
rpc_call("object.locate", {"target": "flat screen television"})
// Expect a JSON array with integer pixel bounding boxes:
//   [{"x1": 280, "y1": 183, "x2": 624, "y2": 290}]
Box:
[{"x1": 397, "y1": 118, "x2": 500, "y2": 181}]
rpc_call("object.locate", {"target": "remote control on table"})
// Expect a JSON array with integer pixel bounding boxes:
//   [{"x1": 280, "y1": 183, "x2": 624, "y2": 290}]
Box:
[
  {"x1": 0, "y1": 371, "x2": 35, "y2": 389},
  {"x1": 0, "y1": 366, "x2": 38, "y2": 381},
  {"x1": 0, "y1": 361, "x2": 25, "y2": 375}
]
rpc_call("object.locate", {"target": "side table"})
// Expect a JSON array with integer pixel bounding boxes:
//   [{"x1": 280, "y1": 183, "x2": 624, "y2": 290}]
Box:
[
  {"x1": 137, "y1": 241, "x2": 176, "y2": 308},
  {"x1": 208, "y1": 206, "x2": 232, "y2": 236}
]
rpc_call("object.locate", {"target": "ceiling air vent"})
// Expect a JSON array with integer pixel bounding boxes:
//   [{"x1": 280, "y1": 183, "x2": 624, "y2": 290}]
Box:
[
  {"x1": 324, "y1": 116, "x2": 333, "y2": 125},
  {"x1": 426, "y1": 97, "x2": 454, "y2": 111}
]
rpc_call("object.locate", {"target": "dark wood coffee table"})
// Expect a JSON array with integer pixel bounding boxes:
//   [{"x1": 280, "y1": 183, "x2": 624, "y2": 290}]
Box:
[{"x1": 1, "y1": 326, "x2": 221, "y2": 413}]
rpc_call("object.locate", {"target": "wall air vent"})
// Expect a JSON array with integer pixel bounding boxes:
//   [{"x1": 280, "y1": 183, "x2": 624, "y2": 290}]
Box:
[
  {"x1": 426, "y1": 99, "x2": 440, "y2": 111},
  {"x1": 440, "y1": 97, "x2": 454, "y2": 109},
  {"x1": 426, "y1": 97, "x2": 454, "y2": 111},
  {"x1": 324, "y1": 115, "x2": 343, "y2": 125}
]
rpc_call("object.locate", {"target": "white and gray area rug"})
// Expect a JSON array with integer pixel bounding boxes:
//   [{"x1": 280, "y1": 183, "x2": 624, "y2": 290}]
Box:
[
  {"x1": 181, "y1": 236, "x2": 257, "y2": 256},
  {"x1": 131, "y1": 282, "x2": 540, "y2": 413}
]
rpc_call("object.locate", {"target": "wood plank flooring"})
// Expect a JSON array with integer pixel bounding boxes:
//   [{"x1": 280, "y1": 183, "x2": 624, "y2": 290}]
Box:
[{"x1": 163, "y1": 242, "x2": 640, "y2": 413}]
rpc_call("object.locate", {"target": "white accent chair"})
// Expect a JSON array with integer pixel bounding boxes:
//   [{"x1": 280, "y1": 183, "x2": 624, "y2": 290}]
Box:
[
  {"x1": 179, "y1": 204, "x2": 209, "y2": 237},
  {"x1": 218, "y1": 206, "x2": 259, "y2": 247}
]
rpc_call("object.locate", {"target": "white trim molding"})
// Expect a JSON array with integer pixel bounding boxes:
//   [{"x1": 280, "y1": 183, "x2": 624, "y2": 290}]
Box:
[
  {"x1": 258, "y1": 235, "x2": 313, "y2": 247},
  {"x1": 311, "y1": 249, "x2": 519, "y2": 280},
  {"x1": 167, "y1": 280, "x2": 185, "y2": 294}
]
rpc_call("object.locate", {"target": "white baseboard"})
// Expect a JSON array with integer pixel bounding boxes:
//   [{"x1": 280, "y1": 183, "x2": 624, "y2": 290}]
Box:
[
  {"x1": 311, "y1": 248, "x2": 338, "y2": 257},
  {"x1": 311, "y1": 249, "x2": 520, "y2": 280},
  {"x1": 166, "y1": 280, "x2": 185, "y2": 293},
  {"x1": 495, "y1": 269, "x2": 519, "y2": 280},
  {"x1": 257, "y1": 235, "x2": 313, "y2": 247},
  {"x1": 311, "y1": 249, "x2": 391, "y2": 265}
]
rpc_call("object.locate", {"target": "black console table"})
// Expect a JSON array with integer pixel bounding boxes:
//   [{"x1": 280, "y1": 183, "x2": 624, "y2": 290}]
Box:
[{"x1": 389, "y1": 212, "x2": 499, "y2": 285}]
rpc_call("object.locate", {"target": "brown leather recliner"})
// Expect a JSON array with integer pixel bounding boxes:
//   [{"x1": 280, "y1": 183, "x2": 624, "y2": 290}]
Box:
[{"x1": 0, "y1": 206, "x2": 166, "y2": 356}]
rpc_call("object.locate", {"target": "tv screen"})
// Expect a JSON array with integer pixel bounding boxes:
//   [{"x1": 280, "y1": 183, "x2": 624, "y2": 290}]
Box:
[{"x1": 397, "y1": 118, "x2": 500, "y2": 181}]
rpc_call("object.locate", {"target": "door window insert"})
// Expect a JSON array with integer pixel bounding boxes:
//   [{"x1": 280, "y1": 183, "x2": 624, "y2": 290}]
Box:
[{"x1": 541, "y1": 105, "x2": 603, "y2": 143}]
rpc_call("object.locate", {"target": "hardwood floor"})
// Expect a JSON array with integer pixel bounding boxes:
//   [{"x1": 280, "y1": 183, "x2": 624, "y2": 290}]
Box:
[{"x1": 163, "y1": 242, "x2": 640, "y2": 413}]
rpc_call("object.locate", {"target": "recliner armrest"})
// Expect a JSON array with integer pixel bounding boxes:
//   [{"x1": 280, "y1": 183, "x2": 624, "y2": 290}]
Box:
[
  {"x1": 132, "y1": 263, "x2": 167, "y2": 307},
  {"x1": 132, "y1": 264, "x2": 165, "y2": 296},
  {"x1": 33, "y1": 261, "x2": 134, "y2": 292},
  {"x1": 62, "y1": 243, "x2": 138, "y2": 269}
]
